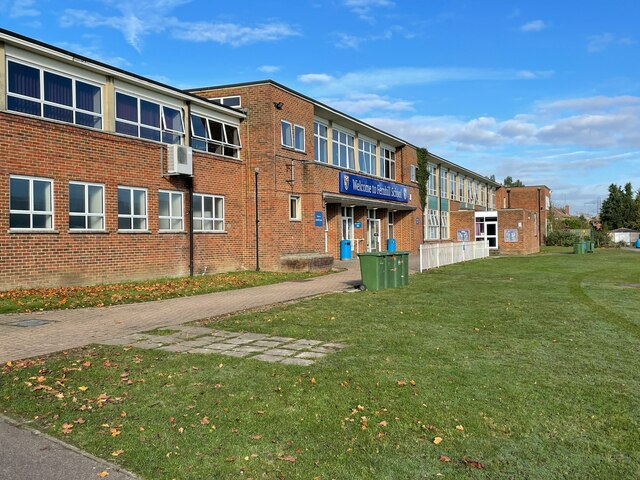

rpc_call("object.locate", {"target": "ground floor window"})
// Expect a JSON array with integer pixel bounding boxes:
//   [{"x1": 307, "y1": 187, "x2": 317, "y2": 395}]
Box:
[
  {"x1": 440, "y1": 211, "x2": 449, "y2": 239},
  {"x1": 193, "y1": 194, "x2": 224, "y2": 231},
  {"x1": 289, "y1": 195, "x2": 301, "y2": 221},
  {"x1": 158, "y1": 190, "x2": 183, "y2": 231},
  {"x1": 69, "y1": 182, "x2": 104, "y2": 230},
  {"x1": 10, "y1": 175, "x2": 54, "y2": 229},
  {"x1": 388, "y1": 211, "x2": 395, "y2": 239},
  {"x1": 427, "y1": 209, "x2": 439, "y2": 240},
  {"x1": 341, "y1": 206, "x2": 354, "y2": 246},
  {"x1": 118, "y1": 186, "x2": 147, "y2": 230}
]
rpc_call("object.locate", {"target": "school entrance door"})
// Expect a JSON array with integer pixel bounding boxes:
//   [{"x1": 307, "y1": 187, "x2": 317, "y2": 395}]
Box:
[{"x1": 367, "y1": 209, "x2": 381, "y2": 252}]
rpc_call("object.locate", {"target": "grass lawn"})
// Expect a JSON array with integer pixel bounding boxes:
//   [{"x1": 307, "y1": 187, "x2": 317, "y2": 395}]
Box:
[
  {"x1": 1, "y1": 249, "x2": 640, "y2": 478},
  {"x1": 0, "y1": 271, "x2": 320, "y2": 314}
]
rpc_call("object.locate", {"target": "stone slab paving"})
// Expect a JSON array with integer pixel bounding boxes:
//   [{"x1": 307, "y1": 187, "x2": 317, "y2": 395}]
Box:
[{"x1": 102, "y1": 325, "x2": 345, "y2": 365}]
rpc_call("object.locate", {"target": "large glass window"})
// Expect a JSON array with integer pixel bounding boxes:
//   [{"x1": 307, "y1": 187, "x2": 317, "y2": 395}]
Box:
[
  {"x1": 450, "y1": 173, "x2": 456, "y2": 200},
  {"x1": 190, "y1": 114, "x2": 241, "y2": 158},
  {"x1": 69, "y1": 182, "x2": 104, "y2": 230},
  {"x1": 118, "y1": 186, "x2": 147, "y2": 230},
  {"x1": 158, "y1": 191, "x2": 183, "y2": 231},
  {"x1": 380, "y1": 147, "x2": 396, "y2": 180},
  {"x1": 9, "y1": 176, "x2": 53, "y2": 230},
  {"x1": 116, "y1": 92, "x2": 184, "y2": 144},
  {"x1": 314, "y1": 121, "x2": 328, "y2": 163},
  {"x1": 428, "y1": 164, "x2": 436, "y2": 196},
  {"x1": 281, "y1": 121, "x2": 305, "y2": 152},
  {"x1": 440, "y1": 168, "x2": 448, "y2": 198},
  {"x1": 459, "y1": 175, "x2": 464, "y2": 201},
  {"x1": 440, "y1": 211, "x2": 449, "y2": 239},
  {"x1": 7, "y1": 60, "x2": 102, "y2": 129},
  {"x1": 332, "y1": 129, "x2": 355, "y2": 169},
  {"x1": 358, "y1": 139, "x2": 377, "y2": 175},
  {"x1": 427, "y1": 209, "x2": 439, "y2": 240},
  {"x1": 210, "y1": 96, "x2": 241, "y2": 108},
  {"x1": 193, "y1": 194, "x2": 224, "y2": 232}
]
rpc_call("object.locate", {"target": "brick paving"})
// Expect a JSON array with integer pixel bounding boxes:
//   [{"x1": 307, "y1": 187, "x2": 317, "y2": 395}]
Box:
[
  {"x1": 103, "y1": 325, "x2": 345, "y2": 365},
  {"x1": 0, "y1": 255, "x2": 419, "y2": 363}
]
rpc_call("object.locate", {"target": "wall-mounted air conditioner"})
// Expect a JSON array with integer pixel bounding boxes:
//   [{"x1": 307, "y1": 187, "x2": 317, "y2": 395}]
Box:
[{"x1": 167, "y1": 145, "x2": 193, "y2": 176}]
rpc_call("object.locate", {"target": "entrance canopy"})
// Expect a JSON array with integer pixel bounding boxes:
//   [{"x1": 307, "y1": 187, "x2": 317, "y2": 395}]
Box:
[{"x1": 323, "y1": 192, "x2": 416, "y2": 211}]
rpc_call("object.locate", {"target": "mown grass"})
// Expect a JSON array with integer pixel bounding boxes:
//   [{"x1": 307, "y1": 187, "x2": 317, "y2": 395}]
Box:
[
  {"x1": 1, "y1": 249, "x2": 639, "y2": 479},
  {"x1": 0, "y1": 271, "x2": 321, "y2": 314}
]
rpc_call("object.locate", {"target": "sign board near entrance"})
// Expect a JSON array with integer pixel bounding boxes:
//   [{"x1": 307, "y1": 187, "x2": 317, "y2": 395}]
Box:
[
  {"x1": 504, "y1": 229, "x2": 518, "y2": 242},
  {"x1": 339, "y1": 172, "x2": 409, "y2": 203},
  {"x1": 314, "y1": 211, "x2": 323, "y2": 227},
  {"x1": 354, "y1": 221, "x2": 362, "y2": 228}
]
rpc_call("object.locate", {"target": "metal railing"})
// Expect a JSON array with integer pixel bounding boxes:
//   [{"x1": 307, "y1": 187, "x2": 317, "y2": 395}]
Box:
[{"x1": 419, "y1": 241, "x2": 490, "y2": 272}]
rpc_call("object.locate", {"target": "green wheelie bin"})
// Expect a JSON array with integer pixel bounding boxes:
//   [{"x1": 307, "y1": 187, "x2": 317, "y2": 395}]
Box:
[{"x1": 357, "y1": 252, "x2": 388, "y2": 291}]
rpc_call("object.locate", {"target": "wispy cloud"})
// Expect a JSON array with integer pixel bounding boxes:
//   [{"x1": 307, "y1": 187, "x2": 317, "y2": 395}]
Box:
[
  {"x1": 258, "y1": 65, "x2": 281, "y2": 74},
  {"x1": 334, "y1": 25, "x2": 414, "y2": 49},
  {"x1": 298, "y1": 73, "x2": 334, "y2": 84},
  {"x1": 318, "y1": 93, "x2": 413, "y2": 115},
  {"x1": 60, "y1": 0, "x2": 299, "y2": 51},
  {"x1": 6, "y1": 0, "x2": 40, "y2": 17},
  {"x1": 520, "y1": 20, "x2": 547, "y2": 32},
  {"x1": 343, "y1": 0, "x2": 394, "y2": 21},
  {"x1": 56, "y1": 39, "x2": 131, "y2": 68},
  {"x1": 587, "y1": 33, "x2": 635, "y2": 53}
]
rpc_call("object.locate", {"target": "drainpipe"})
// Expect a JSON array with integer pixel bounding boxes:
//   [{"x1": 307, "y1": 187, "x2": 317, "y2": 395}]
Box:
[
  {"x1": 255, "y1": 167, "x2": 260, "y2": 271},
  {"x1": 537, "y1": 187, "x2": 542, "y2": 246},
  {"x1": 186, "y1": 101, "x2": 194, "y2": 276},
  {"x1": 507, "y1": 188, "x2": 511, "y2": 209}
]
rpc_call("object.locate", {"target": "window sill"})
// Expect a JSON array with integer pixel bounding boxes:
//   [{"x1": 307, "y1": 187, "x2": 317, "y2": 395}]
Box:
[
  {"x1": 281, "y1": 145, "x2": 306, "y2": 155},
  {"x1": 289, "y1": 219, "x2": 302, "y2": 222},
  {"x1": 8, "y1": 229, "x2": 59, "y2": 234},
  {"x1": 117, "y1": 230, "x2": 151, "y2": 234},
  {"x1": 159, "y1": 230, "x2": 187, "y2": 234},
  {"x1": 68, "y1": 229, "x2": 110, "y2": 234},
  {"x1": 194, "y1": 230, "x2": 227, "y2": 234}
]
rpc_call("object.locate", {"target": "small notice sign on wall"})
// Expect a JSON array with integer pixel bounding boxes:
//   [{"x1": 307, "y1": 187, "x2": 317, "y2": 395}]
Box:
[
  {"x1": 504, "y1": 229, "x2": 518, "y2": 242},
  {"x1": 314, "y1": 211, "x2": 323, "y2": 227},
  {"x1": 457, "y1": 229, "x2": 470, "y2": 241}
]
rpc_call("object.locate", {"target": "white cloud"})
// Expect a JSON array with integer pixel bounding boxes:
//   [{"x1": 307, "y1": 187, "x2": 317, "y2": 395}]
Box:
[
  {"x1": 298, "y1": 73, "x2": 334, "y2": 84},
  {"x1": 343, "y1": 0, "x2": 394, "y2": 21},
  {"x1": 61, "y1": 0, "x2": 299, "y2": 51},
  {"x1": 318, "y1": 93, "x2": 413, "y2": 115},
  {"x1": 517, "y1": 70, "x2": 554, "y2": 79},
  {"x1": 539, "y1": 95, "x2": 640, "y2": 112},
  {"x1": 520, "y1": 20, "x2": 547, "y2": 32},
  {"x1": 334, "y1": 25, "x2": 411, "y2": 49},
  {"x1": 56, "y1": 40, "x2": 130, "y2": 68},
  {"x1": 587, "y1": 33, "x2": 635, "y2": 53},
  {"x1": 258, "y1": 65, "x2": 281, "y2": 74},
  {"x1": 8, "y1": 0, "x2": 39, "y2": 17}
]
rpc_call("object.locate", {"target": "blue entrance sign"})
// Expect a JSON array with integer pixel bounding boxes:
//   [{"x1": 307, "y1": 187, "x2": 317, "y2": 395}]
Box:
[
  {"x1": 354, "y1": 221, "x2": 362, "y2": 228},
  {"x1": 314, "y1": 211, "x2": 324, "y2": 227},
  {"x1": 339, "y1": 172, "x2": 409, "y2": 203}
]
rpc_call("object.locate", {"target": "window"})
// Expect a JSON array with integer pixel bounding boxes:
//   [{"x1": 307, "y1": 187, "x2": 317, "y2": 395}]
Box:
[
  {"x1": 210, "y1": 96, "x2": 241, "y2": 108},
  {"x1": 193, "y1": 194, "x2": 224, "y2": 232},
  {"x1": 314, "y1": 121, "x2": 328, "y2": 163},
  {"x1": 410, "y1": 164, "x2": 417, "y2": 182},
  {"x1": 473, "y1": 181, "x2": 479, "y2": 204},
  {"x1": 440, "y1": 168, "x2": 448, "y2": 198},
  {"x1": 450, "y1": 173, "x2": 456, "y2": 200},
  {"x1": 388, "y1": 211, "x2": 395, "y2": 239},
  {"x1": 281, "y1": 121, "x2": 305, "y2": 151},
  {"x1": 358, "y1": 139, "x2": 377, "y2": 175},
  {"x1": 118, "y1": 186, "x2": 147, "y2": 230},
  {"x1": 440, "y1": 211, "x2": 449, "y2": 239},
  {"x1": 191, "y1": 113, "x2": 241, "y2": 158},
  {"x1": 332, "y1": 128, "x2": 355, "y2": 169},
  {"x1": 380, "y1": 147, "x2": 396, "y2": 180},
  {"x1": 7, "y1": 59, "x2": 102, "y2": 129},
  {"x1": 466, "y1": 179, "x2": 472, "y2": 203},
  {"x1": 9, "y1": 175, "x2": 53, "y2": 229},
  {"x1": 534, "y1": 213, "x2": 538, "y2": 237},
  {"x1": 428, "y1": 164, "x2": 436, "y2": 196},
  {"x1": 289, "y1": 195, "x2": 301, "y2": 221},
  {"x1": 459, "y1": 175, "x2": 464, "y2": 201},
  {"x1": 69, "y1": 182, "x2": 104, "y2": 230},
  {"x1": 115, "y1": 92, "x2": 184, "y2": 144},
  {"x1": 490, "y1": 188, "x2": 496, "y2": 209},
  {"x1": 427, "y1": 209, "x2": 439, "y2": 240},
  {"x1": 158, "y1": 191, "x2": 183, "y2": 231},
  {"x1": 481, "y1": 185, "x2": 486, "y2": 206}
]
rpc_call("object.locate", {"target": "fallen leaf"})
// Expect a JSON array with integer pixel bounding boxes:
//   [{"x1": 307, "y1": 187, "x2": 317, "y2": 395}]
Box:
[
  {"x1": 200, "y1": 416, "x2": 210, "y2": 425},
  {"x1": 357, "y1": 405, "x2": 365, "y2": 411},
  {"x1": 73, "y1": 417, "x2": 85, "y2": 424},
  {"x1": 111, "y1": 450, "x2": 124, "y2": 457},
  {"x1": 456, "y1": 425, "x2": 464, "y2": 431},
  {"x1": 438, "y1": 455, "x2": 451, "y2": 462},
  {"x1": 278, "y1": 455, "x2": 296, "y2": 463},
  {"x1": 433, "y1": 437, "x2": 443, "y2": 445},
  {"x1": 97, "y1": 472, "x2": 109, "y2": 478},
  {"x1": 410, "y1": 379, "x2": 416, "y2": 386},
  {"x1": 396, "y1": 380, "x2": 407, "y2": 386},
  {"x1": 110, "y1": 428, "x2": 121, "y2": 437},
  {"x1": 377, "y1": 421, "x2": 388, "y2": 427},
  {"x1": 311, "y1": 377, "x2": 317, "y2": 385},
  {"x1": 462, "y1": 456, "x2": 485, "y2": 469},
  {"x1": 78, "y1": 386, "x2": 89, "y2": 392},
  {"x1": 178, "y1": 427, "x2": 184, "y2": 434},
  {"x1": 61, "y1": 423, "x2": 74, "y2": 434},
  {"x1": 120, "y1": 411, "x2": 127, "y2": 418},
  {"x1": 82, "y1": 361, "x2": 92, "y2": 367},
  {"x1": 251, "y1": 434, "x2": 262, "y2": 440}
]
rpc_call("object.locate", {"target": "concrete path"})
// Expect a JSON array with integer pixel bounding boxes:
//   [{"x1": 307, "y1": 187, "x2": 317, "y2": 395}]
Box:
[{"x1": 0, "y1": 415, "x2": 137, "y2": 480}]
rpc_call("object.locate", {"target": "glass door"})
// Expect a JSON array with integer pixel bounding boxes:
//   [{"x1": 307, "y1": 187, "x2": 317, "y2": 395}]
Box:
[
  {"x1": 367, "y1": 209, "x2": 381, "y2": 252},
  {"x1": 341, "y1": 206, "x2": 354, "y2": 251}
]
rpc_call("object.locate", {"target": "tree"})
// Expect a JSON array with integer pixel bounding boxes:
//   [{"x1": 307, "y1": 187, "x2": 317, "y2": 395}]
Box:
[
  {"x1": 503, "y1": 176, "x2": 525, "y2": 187},
  {"x1": 600, "y1": 183, "x2": 636, "y2": 230},
  {"x1": 416, "y1": 148, "x2": 430, "y2": 240}
]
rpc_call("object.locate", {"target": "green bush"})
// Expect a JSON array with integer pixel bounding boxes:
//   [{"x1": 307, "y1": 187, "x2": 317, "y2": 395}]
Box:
[
  {"x1": 546, "y1": 230, "x2": 580, "y2": 246},
  {"x1": 594, "y1": 230, "x2": 613, "y2": 247}
]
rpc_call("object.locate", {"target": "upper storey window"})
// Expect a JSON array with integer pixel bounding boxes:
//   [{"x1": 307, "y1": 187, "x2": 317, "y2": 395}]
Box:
[
  {"x1": 332, "y1": 129, "x2": 355, "y2": 169},
  {"x1": 358, "y1": 139, "x2": 377, "y2": 176},
  {"x1": 380, "y1": 147, "x2": 395, "y2": 180},
  {"x1": 190, "y1": 114, "x2": 241, "y2": 158},
  {"x1": 115, "y1": 92, "x2": 184, "y2": 144},
  {"x1": 210, "y1": 96, "x2": 241, "y2": 108},
  {"x1": 314, "y1": 121, "x2": 328, "y2": 163},
  {"x1": 7, "y1": 60, "x2": 102, "y2": 129}
]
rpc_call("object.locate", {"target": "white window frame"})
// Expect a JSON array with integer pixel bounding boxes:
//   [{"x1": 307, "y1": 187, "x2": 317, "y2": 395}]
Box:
[
  {"x1": 115, "y1": 90, "x2": 184, "y2": 145},
  {"x1": 158, "y1": 190, "x2": 184, "y2": 232},
  {"x1": 314, "y1": 120, "x2": 328, "y2": 163},
  {"x1": 9, "y1": 175, "x2": 54, "y2": 230},
  {"x1": 190, "y1": 113, "x2": 241, "y2": 159},
  {"x1": 440, "y1": 211, "x2": 449, "y2": 239},
  {"x1": 428, "y1": 164, "x2": 437, "y2": 196},
  {"x1": 68, "y1": 181, "x2": 105, "y2": 231},
  {"x1": 450, "y1": 173, "x2": 456, "y2": 200},
  {"x1": 332, "y1": 127, "x2": 355, "y2": 170},
  {"x1": 289, "y1": 195, "x2": 302, "y2": 221},
  {"x1": 440, "y1": 168, "x2": 448, "y2": 198},
  {"x1": 358, "y1": 138, "x2": 377, "y2": 176},
  {"x1": 459, "y1": 175, "x2": 464, "y2": 202},
  {"x1": 6, "y1": 58, "x2": 104, "y2": 130},
  {"x1": 380, "y1": 146, "x2": 396, "y2": 180},
  {"x1": 281, "y1": 120, "x2": 293, "y2": 148},
  {"x1": 388, "y1": 211, "x2": 395, "y2": 239},
  {"x1": 193, "y1": 194, "x2": 225, "y2": 232},
  {"x1": 210, "y1": 95, "x2": 242, "y2": 108},
  {"x1": 294, "y1": 124, "x2": 305, "y2": 152},
  {"x1": 427, "y1": 208, "x2": 439, "y2": 240},
  {"x1": 117, "y1": 186, "x2": 148, "y2": 231},
  {"x1": 410, "y1": 164, "x2": 416, "y2": 182}
]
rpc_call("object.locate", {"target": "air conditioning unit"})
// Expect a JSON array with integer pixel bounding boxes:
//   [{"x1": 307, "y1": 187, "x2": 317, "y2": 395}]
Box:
[{"x1": 167, "y1": 144, "x2": 193, "y2": 176}]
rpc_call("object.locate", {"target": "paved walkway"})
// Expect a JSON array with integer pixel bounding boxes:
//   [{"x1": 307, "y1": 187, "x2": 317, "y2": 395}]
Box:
[{"x1": 0, "y1": 267, "x2": 363, "y2": 363}]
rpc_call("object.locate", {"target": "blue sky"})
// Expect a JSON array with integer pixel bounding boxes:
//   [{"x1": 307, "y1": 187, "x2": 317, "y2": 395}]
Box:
[{"x1": 2, "y1": 0, "x2": 639, "y2": 214}]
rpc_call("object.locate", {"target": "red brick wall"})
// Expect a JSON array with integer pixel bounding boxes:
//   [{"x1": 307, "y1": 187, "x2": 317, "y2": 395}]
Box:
[
  {"x1": 496, "y1": 209, "x2": 540, "y2": 255},
  {"x1": 0, "y1": 112, "x2": 246, "y2": 289},
  {"x1": 496, "y1": 186, "x2": 550, "y2": 244},
  {"x1": 450, "y1": 211, "x2": 476, "y2": 242}
]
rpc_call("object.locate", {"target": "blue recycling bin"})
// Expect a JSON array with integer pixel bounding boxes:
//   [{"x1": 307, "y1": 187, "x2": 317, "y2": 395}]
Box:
[
  {"x1": 636, "y1": 238, "x2": 640, "y2": 248},
  {"x1": 340, "y1": 239, "x2": 352, "y2": 259},
  {"x1": 387, "y1": 238, "x2": 397, "y2": 251}
]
